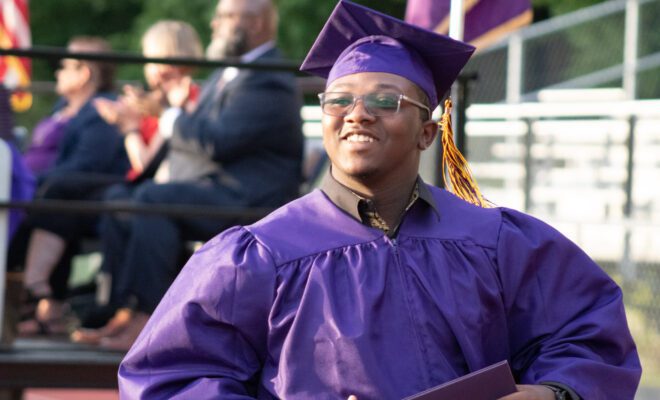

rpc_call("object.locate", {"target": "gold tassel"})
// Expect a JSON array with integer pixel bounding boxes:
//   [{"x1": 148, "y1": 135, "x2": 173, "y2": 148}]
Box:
[{"x1": 440, "y1": 99, "x2": 489, "y2": 207}]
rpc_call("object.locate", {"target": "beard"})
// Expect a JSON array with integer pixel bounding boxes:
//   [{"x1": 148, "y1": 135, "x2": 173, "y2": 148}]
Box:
[{"x1": 206, "y1": 27, "x2": 250, "y2": 60}]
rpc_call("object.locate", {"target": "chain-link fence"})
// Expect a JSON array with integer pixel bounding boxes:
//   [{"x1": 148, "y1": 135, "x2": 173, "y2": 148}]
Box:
[
  {"x1": 637, "y1": 0, "x2": 660, "y2": 104},
  {"x1": 462, "y1": 2, "x2": 660, "y2": 386},
  {"x1": 463, "y1": 0, "x2": 660, "y2": 103},
  {"x1": 465, "y1": 99, "x2": 660, "y2": 389}
]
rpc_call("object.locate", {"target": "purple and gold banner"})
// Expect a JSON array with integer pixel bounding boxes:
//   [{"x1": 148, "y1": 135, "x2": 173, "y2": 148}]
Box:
[{"x1": 405, "y1": 0, "x2": 532, "y2": 49}]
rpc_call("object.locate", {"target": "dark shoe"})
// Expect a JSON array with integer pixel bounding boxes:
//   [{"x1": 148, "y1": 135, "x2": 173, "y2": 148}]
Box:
[{"x1": 79, "y1": 304, "x2": 119, "y2": 329}]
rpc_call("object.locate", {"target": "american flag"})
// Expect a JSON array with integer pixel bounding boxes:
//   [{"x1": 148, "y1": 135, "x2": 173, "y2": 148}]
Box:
[
  {"x1": 405, "y1": 0, "x2": 532, "y2": 50},
  {"x1": 0, "y1": 0, "x2": 31, "y2": 112}
]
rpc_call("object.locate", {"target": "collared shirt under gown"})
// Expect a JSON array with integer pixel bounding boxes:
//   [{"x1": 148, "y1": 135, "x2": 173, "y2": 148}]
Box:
[{"x1": 118, "y1": 184, "x2": 641, "y2": 399}]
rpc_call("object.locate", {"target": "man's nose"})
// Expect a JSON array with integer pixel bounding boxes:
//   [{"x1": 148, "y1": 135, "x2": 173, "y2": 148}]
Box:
[{"x1": 344, "y1": 98, "x2": 375, "y2": 123}]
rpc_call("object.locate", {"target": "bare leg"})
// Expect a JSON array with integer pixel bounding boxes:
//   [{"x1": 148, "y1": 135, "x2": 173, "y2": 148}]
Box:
[{"x1": 23, "y1": 229, "x2": 66, "y2": 297}]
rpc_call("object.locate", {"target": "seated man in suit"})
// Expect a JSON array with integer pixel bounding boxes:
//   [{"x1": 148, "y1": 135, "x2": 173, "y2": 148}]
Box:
[
  {"x1": 71, "y1": 0, "x2": 303, "y2": 350},
  {"x1": 117, "y1": 1, "x2": 640, "y2": 399}
]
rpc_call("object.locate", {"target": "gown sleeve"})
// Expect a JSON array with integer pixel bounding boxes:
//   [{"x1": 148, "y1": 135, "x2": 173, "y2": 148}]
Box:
[
  {"x1": 496, "y1": 208, "x2": 641, "y2": 399},
  {"x1": 118, "y1": 226, "x2": 276, "y2": 399}
]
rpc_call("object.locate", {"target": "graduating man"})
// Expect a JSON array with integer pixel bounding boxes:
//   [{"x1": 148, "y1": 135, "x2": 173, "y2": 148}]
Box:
[{"x1": 118, "y1": 1, "x2": 641, "y2": 399}]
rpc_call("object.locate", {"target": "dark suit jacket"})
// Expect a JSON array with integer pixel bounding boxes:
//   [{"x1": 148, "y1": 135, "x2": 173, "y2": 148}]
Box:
[
  {"x1": 40, "y1": 93, "x2": 129, "y2": 184},
  {"x1": 170, "y1": 46, "x2": 304, "y2": 207}
]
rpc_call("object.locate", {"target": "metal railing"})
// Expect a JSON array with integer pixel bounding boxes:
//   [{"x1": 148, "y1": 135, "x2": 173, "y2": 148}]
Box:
[
  {"x1": 466, "y1": 93, "x2": 660, "y2": 225},
  {"x1": 0, "y1": 142, "x2": 11, "y2": 341},
  {"x1": 465, "y1": 93, "x2": 660, "y2": 389},
  {"x1": 465, "y1": 0, "x2": 660, "y2": 103}
]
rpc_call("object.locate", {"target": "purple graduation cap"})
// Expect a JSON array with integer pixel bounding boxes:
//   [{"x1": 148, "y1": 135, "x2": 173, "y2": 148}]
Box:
[{"x1": 300, "y1": 0, "x2": 476, "y2": 111}]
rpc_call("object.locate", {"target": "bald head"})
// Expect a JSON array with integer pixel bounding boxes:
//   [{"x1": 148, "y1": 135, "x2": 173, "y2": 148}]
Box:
[{"x1": 207, "y1": 0, "x2": 277, "y2": 59}]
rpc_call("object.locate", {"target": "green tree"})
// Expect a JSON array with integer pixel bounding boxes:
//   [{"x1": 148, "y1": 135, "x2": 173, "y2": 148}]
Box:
[
  {"x1": 30, "y1": 0, "x2": 216, "y2": 82},
  {"x1": 533, "y1": 0, "x2": 605, "y2": 16},
  {"x1": 28, "y1": 0, "x2": 410, "y2": 79},
  {"x1": 27, "y1": 0, "x2": 610, "y2": 78},
  {"x1": 23, "y1": 0, "x2": 633, "y2": 118},
  {"x1": 277, "y1": 0, "x2": 406, "y2": 60}
]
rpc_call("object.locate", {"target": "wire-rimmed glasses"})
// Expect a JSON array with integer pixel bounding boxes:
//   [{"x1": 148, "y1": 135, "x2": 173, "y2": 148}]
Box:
[{"x1": 318, "y1": 92, "x2": 430, "y2": 118}]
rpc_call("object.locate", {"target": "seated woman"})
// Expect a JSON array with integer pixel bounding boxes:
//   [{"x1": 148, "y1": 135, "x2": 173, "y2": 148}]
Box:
[
  {"x1": 17, "y1": 22, "x2": 203, "y2": 338},
  {"x1": 14, "y1": 36, "x2": 129, "y2": 336},
  {"x1": 93, "y1": 20, "x2": 202, "y2": 184}
]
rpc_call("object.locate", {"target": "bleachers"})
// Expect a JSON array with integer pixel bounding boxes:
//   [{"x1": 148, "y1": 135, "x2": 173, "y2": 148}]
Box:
[
  {"x1": 0, "y1": 105, "x2": 327, "y2": 395},
  {"x1": 465, "y1": 92, "x2": 660, "y2": 264}
]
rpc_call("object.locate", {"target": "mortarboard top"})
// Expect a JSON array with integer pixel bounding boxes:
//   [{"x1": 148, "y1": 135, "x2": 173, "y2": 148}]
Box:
[{"x1": 300, "y1": 0, "x2": 476, "y2": 111}]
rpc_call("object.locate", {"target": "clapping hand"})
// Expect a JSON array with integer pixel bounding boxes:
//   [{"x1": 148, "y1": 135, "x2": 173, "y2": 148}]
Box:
[
  {"x1": 94, "y1": 97, "x2": 140, "y2": 135},
  {"x1": 122, "y1": 85, "x2": 164, "y2": 117}
]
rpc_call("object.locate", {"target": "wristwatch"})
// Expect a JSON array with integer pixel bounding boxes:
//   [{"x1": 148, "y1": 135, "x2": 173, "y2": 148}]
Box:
[{"x1": 544, "y1": 384, "x2": 568, "y2": 400}]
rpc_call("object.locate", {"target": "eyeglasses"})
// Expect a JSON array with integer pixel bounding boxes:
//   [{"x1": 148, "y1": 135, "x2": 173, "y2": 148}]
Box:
[{"x1": 318, "y1": 92, "x2": 431, "y2": 118}]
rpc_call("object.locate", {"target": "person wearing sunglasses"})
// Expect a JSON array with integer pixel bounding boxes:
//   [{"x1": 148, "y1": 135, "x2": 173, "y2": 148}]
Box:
[{"x1": 117, "y1": 1, "x2": 640, "y2": 399}]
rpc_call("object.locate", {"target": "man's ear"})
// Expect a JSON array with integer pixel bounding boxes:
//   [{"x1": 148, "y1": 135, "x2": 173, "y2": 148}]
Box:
[{"x1": 417, "y1": 120, "x2": 438, "y2": 150}]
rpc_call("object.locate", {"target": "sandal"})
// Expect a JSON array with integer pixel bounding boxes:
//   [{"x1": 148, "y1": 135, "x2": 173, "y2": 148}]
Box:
[
  {"x1": 17, "y1": 318, "x2": 69, "y2": 337},
  {"x1": 71, "y1": 308, "x2": 134, "y2": 345},
  {"x1": 17, "y1": 298, "x2": 75, "y2": 337},
  {"x1": 98, "y1": 311, "x2": 150, "y2": 352},
  {"x1": 19, "y1": 289, "x2": 44, "y2": 322}
]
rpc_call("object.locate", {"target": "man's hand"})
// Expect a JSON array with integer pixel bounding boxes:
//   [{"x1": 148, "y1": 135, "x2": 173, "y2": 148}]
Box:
[{"x1": 498, "y1": 384, "x2": 555, "y2": 400}]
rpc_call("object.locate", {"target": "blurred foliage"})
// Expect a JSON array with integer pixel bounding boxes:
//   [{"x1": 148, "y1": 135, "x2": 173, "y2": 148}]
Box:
[
  {"x1": 532, "y1": 0, "x2": 604, "y2": 16},
  {"x1": 30, "y1": 0, "x2": 214, "y2": 82},
  {"x1": 28, "y1": 0, "x2": 603, "y2": 81},
  {"x1": 637, "y1": 0, "x2": 660, "y2": 99},
  {"x1": 24, "y1": 0, "x2": 660, "y2": 125},
  {"x1": 639, "y1": 0, "x2": 660, "y2": 57},
  {"x1": 522, "y1": 11, "x2": 626, "y2": 92},
  {"x1": 276, "y1": 0, "x2": 406, "y2": 60}
]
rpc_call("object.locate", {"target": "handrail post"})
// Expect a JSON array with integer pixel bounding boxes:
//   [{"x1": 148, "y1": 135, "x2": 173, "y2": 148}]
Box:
[
  {"x1": 623, "y1": 0, "x2": 640, "y2": 100},
  {"x1": 0, "y1": 140, "x2": 11, "y2": 341},
  {"x1": 506, "y1": 33, "x2": 523, "y2": 103},
  {"x1": 523, "y1": 118, "x2": 534, "y2": 212},
  {"x1": 620, "y1": 115, "x2": 637, "y2": 281}
]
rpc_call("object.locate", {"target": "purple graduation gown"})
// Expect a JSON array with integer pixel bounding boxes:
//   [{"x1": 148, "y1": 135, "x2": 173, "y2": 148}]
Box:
[
  {"x1": 118, "y1": 186, "x2": 641, "y2": 399},
  {"x1": 6, "y1": 140, "x2": 35, "y2": 240}
]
